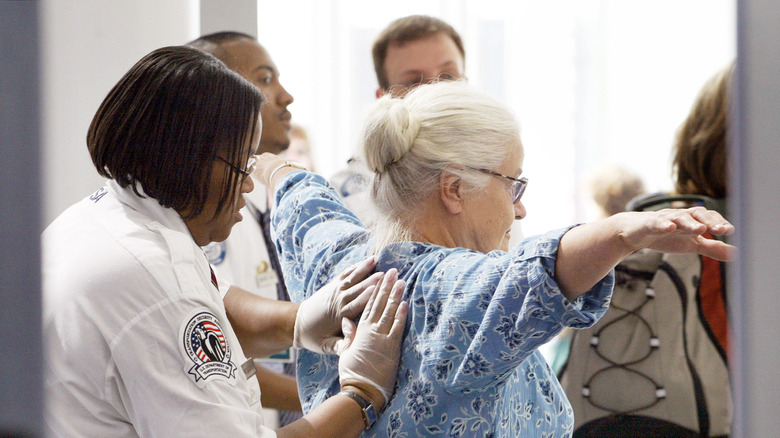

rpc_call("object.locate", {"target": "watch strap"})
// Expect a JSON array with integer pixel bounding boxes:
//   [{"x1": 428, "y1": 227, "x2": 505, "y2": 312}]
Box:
[
  {"x1": 268, "y1": 160, "x2": 308, "y2": 183},
  {"x1": 338, "y1": 390, "x2": 377, "y2": 429}
]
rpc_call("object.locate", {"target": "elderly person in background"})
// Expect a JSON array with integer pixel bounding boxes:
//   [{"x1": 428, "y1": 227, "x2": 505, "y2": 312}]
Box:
[{"x1": 257, "y1": 81, "x2": 734, "y2": 437}]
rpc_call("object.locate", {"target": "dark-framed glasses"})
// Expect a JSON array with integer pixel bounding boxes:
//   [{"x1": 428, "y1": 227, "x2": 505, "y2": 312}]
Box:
[
  {"x1": 387, "y1": 73, "x2": 465, "y2": 96},
  {"x1": 218, "y1": 155, "x2": 258, "y2": 179},
  {"x1": 470, "y1": 167, "x2": 528, "y2": 203}
]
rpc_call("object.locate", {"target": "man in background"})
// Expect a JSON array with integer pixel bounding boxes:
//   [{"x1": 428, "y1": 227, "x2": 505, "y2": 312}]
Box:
[
  {"x1": 372, "y1": 14, "x2": 465, "y2": 98},
  {"x1": 333, "y1": 15, "x2": 523, "y2": 245},
  {"x1": 331, "y1": 15, "x2": 467, "y2": 225}
]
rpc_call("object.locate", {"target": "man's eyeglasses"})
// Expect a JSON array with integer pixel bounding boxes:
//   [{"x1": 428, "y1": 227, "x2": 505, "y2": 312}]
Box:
[
  {"x1": 387, "y1": 73, "x2": 464, "y2": 96},
  {"x1": 470, "y1": 167, "x2": 528, "y2": 203},
  {"x1": 218, "y1": 155, "x2": 258, "y2": 179}
]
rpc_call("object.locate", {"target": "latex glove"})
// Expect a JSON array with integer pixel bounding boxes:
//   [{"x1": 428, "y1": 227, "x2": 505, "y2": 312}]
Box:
[
  {"x1": 294, "y1": 257, "x2": 383, "y2": 354},
  {"x1": 338, "y1": 268, "x2": 408, "y2": 410}
]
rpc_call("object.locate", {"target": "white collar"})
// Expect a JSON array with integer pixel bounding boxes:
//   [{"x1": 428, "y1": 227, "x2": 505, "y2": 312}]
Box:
[{"x1": 107, "y1": 179, "x2": 192, "y2": 238}]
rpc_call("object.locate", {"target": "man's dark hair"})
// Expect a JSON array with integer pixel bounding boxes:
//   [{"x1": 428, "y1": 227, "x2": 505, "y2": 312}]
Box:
[
  {"x1": 87, "y1": 45, "x2": 263, "y2": 219},
  {"x1": 187, "y1": 31, "x2": 256, "y2": 63},
  {"x1": 372, "y1": 15, "x2": 465, "y2": 90}
]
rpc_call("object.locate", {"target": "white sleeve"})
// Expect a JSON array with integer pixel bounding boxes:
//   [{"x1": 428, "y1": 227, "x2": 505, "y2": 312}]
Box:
[
  {"x1": 213, "y1": 264, "x2": 232, "y2": 299},
  {"x1": 110, "y1": 298, "x2": 276, "y2": 437}
]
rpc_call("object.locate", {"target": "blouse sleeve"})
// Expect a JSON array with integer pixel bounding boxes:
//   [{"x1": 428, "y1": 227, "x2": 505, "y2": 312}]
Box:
[
  {"x1": 270, "y1": 171, "x2": 369, "y2": 303},
  {"x1": 407, "y1": 227, "x2": 614, "y2": 392}
]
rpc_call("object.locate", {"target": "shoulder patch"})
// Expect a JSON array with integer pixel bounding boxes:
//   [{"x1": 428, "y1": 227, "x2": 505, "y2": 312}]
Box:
[{"x1": 179, "y1": 309, "x2": 237, "y2": 387}]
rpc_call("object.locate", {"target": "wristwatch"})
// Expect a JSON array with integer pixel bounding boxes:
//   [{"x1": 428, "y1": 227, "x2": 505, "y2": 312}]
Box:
[{"x1": 339, "y1": 390, "x2": 378, "y2": 429}]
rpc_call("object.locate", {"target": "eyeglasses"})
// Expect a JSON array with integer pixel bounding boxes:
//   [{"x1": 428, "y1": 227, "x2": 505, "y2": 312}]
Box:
[
  {"x1": 387, "y1": 73, "x2": 464, "y2": 96},
  {"x1": 218, "y1": 155, "x2": 257, "y2": 179},
  {"x1": 470, "y1": 167, "x2": 528, "y2": 203}
]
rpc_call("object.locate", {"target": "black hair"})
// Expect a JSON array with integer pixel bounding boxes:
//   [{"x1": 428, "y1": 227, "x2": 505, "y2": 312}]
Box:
[
  {"x1": 87, "y1": 45, "x2": 263, "y2": 219},
  {"x1": 187, "y1": 31, "x2": 256, "y2": 62}
]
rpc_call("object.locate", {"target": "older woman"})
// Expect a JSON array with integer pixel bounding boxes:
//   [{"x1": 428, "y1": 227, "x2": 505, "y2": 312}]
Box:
[
  {"x1": 43, "y1": 45, "x2": 407, "y2": 438},
  {"x1": 258, "y1": 81, "x2": 734, "y2": 437}
]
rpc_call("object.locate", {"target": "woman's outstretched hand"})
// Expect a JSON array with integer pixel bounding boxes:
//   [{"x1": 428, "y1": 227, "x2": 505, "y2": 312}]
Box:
[
  {"x1": 615, "y1": 206, "x2": 735, "y2": 261},
  {"x1": 556, "y1": 206, "x2": 736, "y2": 301}
]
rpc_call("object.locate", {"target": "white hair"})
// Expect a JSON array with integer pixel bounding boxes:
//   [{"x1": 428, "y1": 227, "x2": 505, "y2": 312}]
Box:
[{"x1": 360, "y1": 81, "x2": 520, "y2": 249}]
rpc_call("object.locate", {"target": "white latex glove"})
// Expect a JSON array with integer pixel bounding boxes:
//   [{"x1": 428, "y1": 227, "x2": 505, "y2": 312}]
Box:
[
  {"x1": 294, "y1": 257, "x2": 383, "y2": 354},
  {"x1": 338, "y1": 268, "x2": 408, "y2": 409}
]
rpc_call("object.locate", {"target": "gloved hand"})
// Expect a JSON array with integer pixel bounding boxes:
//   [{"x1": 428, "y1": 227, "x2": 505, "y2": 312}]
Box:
[
  {"x1": 293, "y1": 257, "x2": 383, "y2": 354},
  {"x1": 337, "y1": 268, "x2": 408, "y2": 410}
]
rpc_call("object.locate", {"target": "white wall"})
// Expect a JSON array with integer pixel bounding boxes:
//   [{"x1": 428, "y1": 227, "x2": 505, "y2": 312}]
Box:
[{"x1": 40, "y1": 0, "x2": 199, "y2": 226}]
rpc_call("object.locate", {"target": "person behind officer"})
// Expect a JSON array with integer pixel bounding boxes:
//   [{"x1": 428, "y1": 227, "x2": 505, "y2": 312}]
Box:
[{"x1": 188, "y1": 30, "x2": 306, "y2": 427}]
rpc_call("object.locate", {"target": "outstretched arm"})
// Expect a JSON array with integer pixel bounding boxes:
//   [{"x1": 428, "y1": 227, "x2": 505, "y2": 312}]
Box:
[{"x1": 555, "y1": 206, "x2": 735, "y2": 301}]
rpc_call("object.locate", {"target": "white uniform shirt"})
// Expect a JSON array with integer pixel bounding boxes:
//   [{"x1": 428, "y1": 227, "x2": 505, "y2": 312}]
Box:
[
  {"x1": 43, "y1": 180, "x2": 275, "y2": 438},
  {"x1": 202, "y1": 179, "x2": 292, "y2": 428}
]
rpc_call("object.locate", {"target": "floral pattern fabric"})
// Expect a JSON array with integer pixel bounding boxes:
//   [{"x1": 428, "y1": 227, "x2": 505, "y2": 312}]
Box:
[{"x1": 271, "y1": 172, "x2": 613, "y2": 437}]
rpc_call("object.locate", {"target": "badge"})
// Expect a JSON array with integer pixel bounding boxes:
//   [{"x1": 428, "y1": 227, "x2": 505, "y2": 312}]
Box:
[
  {"x1": 255, "y1": 260, "x2": 280, "y2": 288},
  {"x1": 180, "y1": 310, "x2": 237, "y2": 387},
  {"x1": 203, "y1": 241, "x2": 227, "y2": 265}
]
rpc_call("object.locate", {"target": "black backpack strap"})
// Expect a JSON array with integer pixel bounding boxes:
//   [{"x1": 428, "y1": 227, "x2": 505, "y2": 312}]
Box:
[{"x1": 626, "y1": 192, "x2": 724, "y2": 214}]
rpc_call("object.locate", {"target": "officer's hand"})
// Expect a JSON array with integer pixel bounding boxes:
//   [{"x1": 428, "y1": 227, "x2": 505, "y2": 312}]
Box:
[
  {"x1": 293, "y1": 257, "x2": 382, "y2": 354},
  {"x1": 338, "y1": 269, "x2": 408, "y2": 410}
]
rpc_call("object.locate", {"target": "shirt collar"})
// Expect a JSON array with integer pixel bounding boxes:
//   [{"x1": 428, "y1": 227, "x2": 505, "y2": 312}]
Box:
[{"x1": 107, "y1": 179, "x2": 192, "y2": 238}]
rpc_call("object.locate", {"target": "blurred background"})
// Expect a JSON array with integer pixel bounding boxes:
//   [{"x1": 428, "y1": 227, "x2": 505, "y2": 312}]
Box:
[
  {"x1": 6, "y1": 1, "x2": 780, "y2": 437},
  {"x1": 40, "y1": 0, "x2": 735, "y2": 236}
]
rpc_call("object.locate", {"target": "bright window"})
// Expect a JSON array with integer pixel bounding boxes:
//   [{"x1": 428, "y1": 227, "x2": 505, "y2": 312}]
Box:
[{"x1": 258, "y1": 0, "x2": 735, "y2": 236}]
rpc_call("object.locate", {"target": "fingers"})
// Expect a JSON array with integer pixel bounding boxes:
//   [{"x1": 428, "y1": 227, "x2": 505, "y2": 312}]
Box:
[
  {"x1": 688, "y1": 206, "x2": 734, "y2": 236},
  {"x1": 364, "y1": 269, "x2": 399, "y2": 325},
  {"x1": 655, "y1": 207, "x2": 734, "y2": 237},
  {"x1": 332, "y1": 257, "x2": 382, "y2": 320},
  {"x1": 659, "y1": 209, "x2": 706, "y2": 235},
  {"x1": 339, "y1": 256, "x2": 378, "y2": 284},
  {"x1": 338, "y1": 272, "x2": 384, "y2": 320},
  {"x1": 639, "y1": 208, "x2": 737, "y2": 261},
  {"x1": 696, "y1": 236, "x2": 737, "y2": 261},
  {"x1": 387, "y1": 298, "x2": 409, "y2": 350},
  {"x1": 333, "y1": 316, "x2": 358, "y2": 356},
  {"x1": 334, "y1": 283, "x2": 378, "y2": 356},
  {"x1": 382, "y1": 281, "x2": 408, "y2": 336},
  {"x1": 358, "y1": 285, "x2": 378, "y2": 324}
]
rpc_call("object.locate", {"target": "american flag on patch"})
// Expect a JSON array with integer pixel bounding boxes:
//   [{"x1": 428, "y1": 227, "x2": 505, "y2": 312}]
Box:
[{"x1": 191, "y1": 320, "x2": 226, "y2": 362}]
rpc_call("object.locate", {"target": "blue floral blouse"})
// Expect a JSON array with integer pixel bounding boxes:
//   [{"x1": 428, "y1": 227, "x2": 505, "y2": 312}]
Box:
[{"x1": 271, "y1": 172, "x2": 613, "y2": 437}]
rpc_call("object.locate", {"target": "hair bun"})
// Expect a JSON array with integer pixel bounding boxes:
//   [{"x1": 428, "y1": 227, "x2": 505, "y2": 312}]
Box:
[{"x1": 362, "y1": 96, "x2": 420, "y2": 174}]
